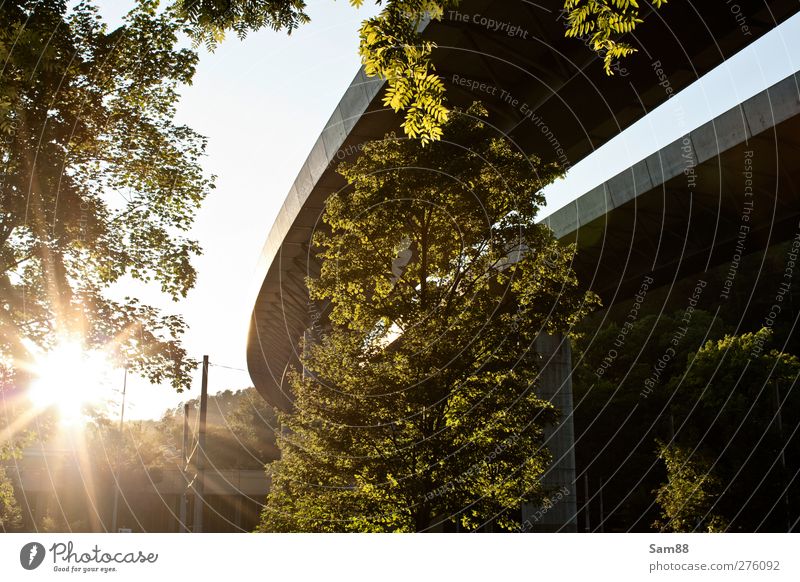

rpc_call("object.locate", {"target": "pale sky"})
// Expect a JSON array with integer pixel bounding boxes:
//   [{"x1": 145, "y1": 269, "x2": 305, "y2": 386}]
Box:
[
  {"x1": 540, "y1": 11, "x2": 800, "y2": 218},
  {"x1": 99, "y1": 1, "x2": 381, "y2": 419},
  {"x1": 94, "y1": 4, "x2": 799, "y2": 420}
]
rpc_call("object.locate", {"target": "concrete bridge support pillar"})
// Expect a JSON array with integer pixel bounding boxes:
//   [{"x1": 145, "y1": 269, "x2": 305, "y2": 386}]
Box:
[{"x1": 521, "y1": 333, "x2": 578, "y2": 532}]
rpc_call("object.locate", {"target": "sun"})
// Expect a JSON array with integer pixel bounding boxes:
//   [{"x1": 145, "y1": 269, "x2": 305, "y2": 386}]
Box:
[{"x1": 27, "y1": 341, "x2": 115, "y2": 425}]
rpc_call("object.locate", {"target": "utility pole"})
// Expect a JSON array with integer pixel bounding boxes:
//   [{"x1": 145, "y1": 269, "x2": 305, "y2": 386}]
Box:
[
  {"x1": 599, "y1": 476, "x2": 605, "y2": 533},
  {"x1": 179, "y1": 403, "x2": 190, "y2": 532},
  {"x1": 192, "y1": 356, "x2": 209, "y2": 533},
  {"x1": 583, "y1": 473, "x2": 590, "y2": 533},
  {"x1": 774, "y1": 380, "x2": 791, "y2": 532},
  {"x1": 111, "y1": 366, "x2": 128, "y2": 533}
]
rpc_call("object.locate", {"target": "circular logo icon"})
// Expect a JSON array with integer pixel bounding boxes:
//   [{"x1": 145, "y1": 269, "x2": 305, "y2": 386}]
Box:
[{"x1": 20, "y1": 542, "x2": 46, "y2": 570}]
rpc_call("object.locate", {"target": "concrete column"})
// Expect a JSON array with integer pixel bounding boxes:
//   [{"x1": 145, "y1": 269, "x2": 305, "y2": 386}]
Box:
[
  {"x1": 234, "y1": 494, "x2": 242, "y2": 530},
  {"x1": 521, "y1": 333, "x2": 578, "y2": 532}
]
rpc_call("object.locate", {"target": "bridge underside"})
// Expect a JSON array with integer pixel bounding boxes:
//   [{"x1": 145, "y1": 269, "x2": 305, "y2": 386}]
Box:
[
  {"x1": 247, "y1": 1, "x2": 798, "y2": 410},
  {"x1": 244, "y1": 2, "x2": 800, "y2": 533},
  {"x1": 546, "y1": 73, "x2": 800, "y2": 305}
]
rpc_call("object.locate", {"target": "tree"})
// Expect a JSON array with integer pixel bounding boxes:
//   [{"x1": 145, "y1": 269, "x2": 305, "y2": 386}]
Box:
[
  {"x1": 258, "y1": 104, "x2": 597, "y2": 532},
  {"x1": 574, "y1": 310, "x2": 800, "y2": 531},
  {"x1": 0, "y1": 363, "x2": 51, "y2": 531},
  {"x1": 0, "y1": 0, "x2": 211, "y2": 521},
  {"x1": 0, "y1": 2, "x2": 211, "y2": 390},
  {"x1": 0, "y1": 368, "x2": 21, "y2": 532},
  {"x1": 160, "y1": 387, "x2": 279, "y2": 469},
  {"x1": 663, "y1": 329, "x2": 800, "y2": 531},
  {"x1": 571, "y1": 308, "x2": 729, "y2": 530},
  {"x1": 653, "y1": 440, "x2": 727, "y2": 532},
  {"x1": 225, "y1": 388, "x2": 281, "y2": 464},
  {"x1": 8, "y1": 386, "x2": 275, "y2": 532},
  {"x1": 0, "y1": 465, "x2": 22, "y2": 532},
  {"x1": 176, "y1": 0, "x2": 664, "y2": 143}
]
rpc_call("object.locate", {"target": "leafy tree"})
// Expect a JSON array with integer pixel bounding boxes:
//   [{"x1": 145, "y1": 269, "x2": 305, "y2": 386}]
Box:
[
  {"x1": 224, "y1": 388, "x2": 280, "y2": 463},
  {"x1": 86, "y1": 413, "x2": 177, "y2": 476},
  {"x1": 0, "y1": 465, "x2": 22, "y2": 531},
  {"x1": 258, "y1": 104, "x2": 597, "y2": 532},
  {"x1": 574, "y1": 311, "x2": 800, "y2": 531},
  {"x1": 664, "y1": 329, "x2": 800, "y2": 531},
  {"x1": 652, "y1": 440, "x2": 727, "y2": 532},
  {"x1": 0, "y1": 361, "x2": 54, "y2": 532},
  {"x1": 15, "y1": 387, "x2": 275, "y2": 532},
  {"x1": 176, "y1": 0, "x2": 662, "y2": 143},
  {"x1": 1, "y1": 0, "x2": 211, "y2": 523},
  {"x1": 0, "y1": 2, "x2": 211, "y2": 388},
  {"x1": 160, "y1": 387, "x2": 279, "y2": 470},
  {"x1": 572, "y1": 309, "x2": 729, "y2": 530}
]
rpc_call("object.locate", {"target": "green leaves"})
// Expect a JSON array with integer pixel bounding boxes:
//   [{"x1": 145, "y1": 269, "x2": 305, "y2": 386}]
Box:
[
  {"x1": 0, "y1": 465, "x2": 22, "y2": 531},
  {"x1": 0, "y1": 1, "x2": 211, "y2": 392},
  {"x1": 357, "y1": 3, "x2": 458, "y2": 144},
  {"x1": 563, "y1": 0, "x2": 667, "y2": 74},
  {"x1": 178, "y1": 0, "x2": 669, "y2": 144},
  {"x1": 653, "y1": 441, "x2": 727, "y2": 532},
  {"x1": 177, "y1": 0, "x2": 460, "y2": 143},
  {"x1": 260, "y1": 105, "x2": 596, "y2": 531},
  {"x1": 574, "y1": 310, "x2": 800, "y2": 531},
  {"x1": 175, "y1": 0, "x2": 311, "y2": 50}
]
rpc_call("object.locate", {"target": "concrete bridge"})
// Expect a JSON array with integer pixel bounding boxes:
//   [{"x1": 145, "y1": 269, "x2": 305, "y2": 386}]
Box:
[{"x1": 246, "y1": 0, "x2": 800, "y2": 531}]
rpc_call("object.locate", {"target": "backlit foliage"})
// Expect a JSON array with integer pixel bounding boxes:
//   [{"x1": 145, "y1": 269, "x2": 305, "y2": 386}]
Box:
[
  {"x1": 178, "y1": 0, "x2": 660, "y2": 143},
  {"x1": 258, "y1": 105, "x2": 598, "y2": 531},
  {"x1": 564, "y1": 0, "x2": 668, "y2": 74}
]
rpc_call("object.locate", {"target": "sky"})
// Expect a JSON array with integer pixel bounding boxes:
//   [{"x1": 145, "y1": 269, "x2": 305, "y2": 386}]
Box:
[
  {"x1": 540, "y1": 11, "x2": 800, "y2": 218},
  {"x1": 93, "y1": 3, "x2": 800, "y2": 421},
  {"x1": 98, "y1": 1, "x2": 381, "y2": 420}
]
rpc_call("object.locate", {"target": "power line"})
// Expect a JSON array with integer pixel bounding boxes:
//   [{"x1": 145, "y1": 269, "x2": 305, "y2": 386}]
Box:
[{"x1": 207, "y1": 362, "x2": 249, "y2": 373}]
